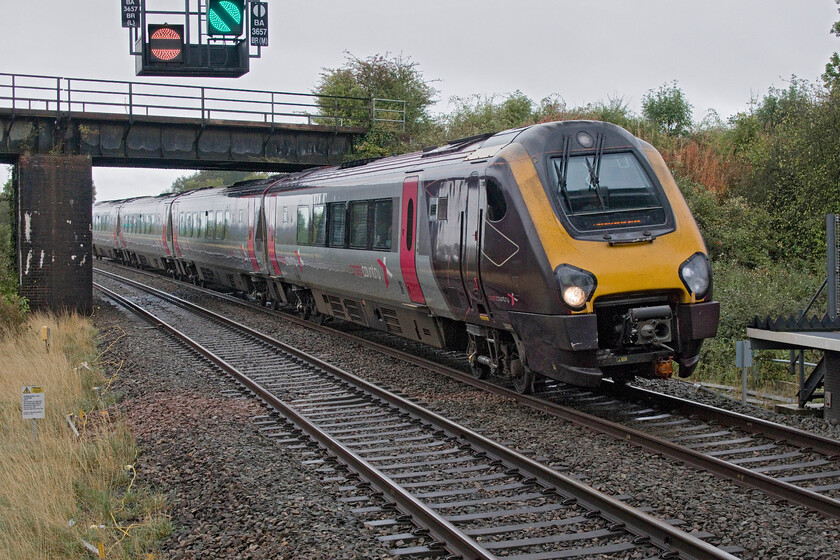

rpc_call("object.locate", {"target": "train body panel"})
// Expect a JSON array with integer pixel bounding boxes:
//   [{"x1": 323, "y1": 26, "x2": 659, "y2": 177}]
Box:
[
  {"x1": 116, "y1": 195, "x2": 175, "y2": 270},
  {"x1": 95, "y1": 120, "x2": 720, "y2": 391},
  {"x1": 169, "y1": 187, "x2": 267, "y2": 290},
  {"x1": 92, "y1": 201, "x2": 123, "y2": 259}
]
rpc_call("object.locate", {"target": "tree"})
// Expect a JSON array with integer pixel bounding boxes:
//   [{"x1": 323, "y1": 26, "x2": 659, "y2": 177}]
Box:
[
  {"x1": 314, "y1": 52, "x2": 438, "y2": 158},
  {"x1": 641, "y1": 81, "x2": 693, "y2": 136},
  {"x1": 824, "y1": 0, "x2": 840, "y2": 89}
]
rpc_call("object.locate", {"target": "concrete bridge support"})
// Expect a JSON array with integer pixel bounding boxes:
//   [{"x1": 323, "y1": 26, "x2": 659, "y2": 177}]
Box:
[{"x1": 15, "y1": 155, "x2": 92, "y2": 313}]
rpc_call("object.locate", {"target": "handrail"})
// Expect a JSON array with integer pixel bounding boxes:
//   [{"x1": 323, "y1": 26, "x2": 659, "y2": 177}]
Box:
[{"x1": 0, "y1": 72, "x2": 405, "y2": 129}]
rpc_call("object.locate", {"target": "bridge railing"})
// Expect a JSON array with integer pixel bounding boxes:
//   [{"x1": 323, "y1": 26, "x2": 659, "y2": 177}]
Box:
[{"x1": 0, "y1": 73, "x2": 405, "y2": 129}]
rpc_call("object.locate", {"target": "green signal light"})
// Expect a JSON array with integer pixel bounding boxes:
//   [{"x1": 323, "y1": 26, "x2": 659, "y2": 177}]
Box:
[{"x1": 207, "y1": 0, "x2": 244, "y2": 36}]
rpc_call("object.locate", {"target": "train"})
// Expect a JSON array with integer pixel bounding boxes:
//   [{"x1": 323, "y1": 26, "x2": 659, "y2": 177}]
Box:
[{"x1": 93, "y1": 120, "x2": 720, "y2": 393}]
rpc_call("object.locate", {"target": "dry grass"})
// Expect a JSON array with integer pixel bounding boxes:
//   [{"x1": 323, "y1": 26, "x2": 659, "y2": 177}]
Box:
[{"x1": 0, "y1": 313, "x2": 169, "y2": 559}]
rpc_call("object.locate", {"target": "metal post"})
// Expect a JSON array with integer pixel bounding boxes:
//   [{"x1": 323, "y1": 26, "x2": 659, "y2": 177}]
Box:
[
  {"x1": 128, "y1": 82, "x2": 133, "y2": 121},
  {"x1": 828, "y1": 214, "x2": 838, "y2": 320},
  {"x1": 10, "y1": 74, "x2": 15, "y2": 117},
  {"x1": 55, "y1": 77, "x2": 61, "y2": 116},
  {"x1": 201, "y1": 87, "x2": 206, "y2": 122},
  {"x1": 66, "y1": 79, "x2": 72, "y2": 113}
]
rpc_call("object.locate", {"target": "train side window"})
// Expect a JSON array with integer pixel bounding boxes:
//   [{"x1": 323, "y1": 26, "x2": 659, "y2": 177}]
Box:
[
  {"x1": 214, "y1": 211, "x2": 222, "y2": 239},
  {"x1": 297, "y1": 205, "x2": 311, "y2": 245},
  {"x1": 406, "y1": 200, "x2": 414, "y2": 250},
  {"x1": 225, "y1": 210, "x2": 231, "y2": 240},
  {"x1": 429, "y1": 197, "x2": 438, "y2": 220},
  {"x1": 313, "y1": 204, "x2": 327, "y2": 246},
  {"x1": 205, "y1": 211, "x2": 214, "y2": 239},
  {"x1": 437, "y1": 197, "x2": 448, "y2": 221},
  {"x1": 486, "y1": 179, "x2": 507, "y2": 222},
  {"x1": 328, "y1": 202, "x2": 347, "y2": 247},
  {"x1": 373, "y1": 199, "x2": 393, "y2": 250},
  {"x1": 349, "y1": 201, "x2": 369, "y2": 249}
]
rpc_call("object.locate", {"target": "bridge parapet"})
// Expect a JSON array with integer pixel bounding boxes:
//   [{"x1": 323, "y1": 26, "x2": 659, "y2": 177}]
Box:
[{"x1": 0, "y1": 73, "x2": 406, "y2": 170}]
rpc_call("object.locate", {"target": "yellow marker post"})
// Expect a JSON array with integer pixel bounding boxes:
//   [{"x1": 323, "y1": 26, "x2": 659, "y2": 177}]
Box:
[{"x1": 41, "y1": 326, "x2": 50, "y2": 351}]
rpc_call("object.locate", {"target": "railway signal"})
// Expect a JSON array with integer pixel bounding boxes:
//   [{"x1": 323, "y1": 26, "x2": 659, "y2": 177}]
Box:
[
  {"x1": 207, "y1": 0, "x2": 246, "y2": 36},
  {"x1": 148, "y1": 24, "x2": 184, "y2": 63}
]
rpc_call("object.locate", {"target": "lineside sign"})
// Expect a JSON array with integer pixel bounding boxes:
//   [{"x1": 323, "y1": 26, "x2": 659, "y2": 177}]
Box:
[
  {"x1": 250, "y1": 2, "x2": 268, "y2": 47},
  {"x1": 121, "y1": 0, "x2": 140, "y2": 28},
  {"x1": 22, "y1": 386, "x2": 45, "y2": 420}
]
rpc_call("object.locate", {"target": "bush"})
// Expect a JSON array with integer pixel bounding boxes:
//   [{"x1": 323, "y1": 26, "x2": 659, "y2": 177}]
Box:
[
  {"x1": 677, "y1": 177, "x2": 774, "y2": 268},
  {"x1": 0, "y1": 223, "x2": 28, "y2": 332},
  {"x1": 694, "y1": 260, "x2": 824, "y2": 384}
]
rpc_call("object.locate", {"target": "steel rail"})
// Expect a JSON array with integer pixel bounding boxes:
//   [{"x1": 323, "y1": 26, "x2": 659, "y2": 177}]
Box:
[
  {"x1": 95, "y1": 269, "x2": 739, "y2": 560},
  {"x1": 94, "y1": 282, "x2": 496, "y2": 560},
  {"x1": 95, "y1": 264, "x2": 840, "y2": 519},
  {"x1": 618, "y1": 385, "x2": 840, "y2": 458}
]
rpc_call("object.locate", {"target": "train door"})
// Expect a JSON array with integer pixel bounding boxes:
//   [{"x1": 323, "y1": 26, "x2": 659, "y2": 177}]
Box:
[
  {"x1": 400, "y1": 177, "x2": 426, "y2": 304},
  {"x1": 246, "y1": 197, "x2": 264, "y2": 273},
  {"x1": 265, "y1": 195, "x2": 281, "y2": 275},
  {"x1": 460, "y1": 173, "x2": 490, "y2": 316}
]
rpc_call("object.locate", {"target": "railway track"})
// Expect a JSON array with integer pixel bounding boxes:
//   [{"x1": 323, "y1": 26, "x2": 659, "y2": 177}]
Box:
[
  {"x1": 94, "y1": 270, "x2": 738, "y2": 560},
  {"x1": 95, "y1": 263, "x2": 840, "y2": 522}
]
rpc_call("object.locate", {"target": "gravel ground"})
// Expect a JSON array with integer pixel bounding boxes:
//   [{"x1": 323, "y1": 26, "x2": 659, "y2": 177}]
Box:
[
  {"x1": 94, "y1": 298, "x2": 394, "y2": 560},
  {"x1": 94, "y1": 262, "x2": 840, "y2": 558}
]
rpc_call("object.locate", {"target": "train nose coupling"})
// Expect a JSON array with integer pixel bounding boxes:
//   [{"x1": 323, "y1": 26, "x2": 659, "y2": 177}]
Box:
[{"x1": 624, "y1": 305, "x2": 672, "y2": 345}]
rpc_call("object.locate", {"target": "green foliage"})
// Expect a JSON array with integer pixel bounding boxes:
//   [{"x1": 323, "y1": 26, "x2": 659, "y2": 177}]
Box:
[
  {"x1": 314, "y1": 52, "x2": 438, "y2": 158},
  {"x1": 0, "y1": 175, "x2": 27, "y2": 331},
  {"x1": 641, "y1": 81, "x2": 693, "y2": 136},
  {"x1": 695, "y1": 261, "x2": 824, "y2": 382},
  {"x1": 677, "y1": 177, "x2": 774, "y2": 268},
  {"x1": 168, "y1": 170, "x2": 266, "y2": 193},
  {"x1": 441, "y1": 90, "x2": 535, "y2": 140},
  {"x1": 729, "y1": 80, "x2": 840, "y2": 262}
]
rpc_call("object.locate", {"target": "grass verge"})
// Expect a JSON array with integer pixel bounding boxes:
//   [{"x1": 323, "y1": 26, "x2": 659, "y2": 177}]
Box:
[{"x1": 0, "y1": 312, "x2": 170, "y2": 559}]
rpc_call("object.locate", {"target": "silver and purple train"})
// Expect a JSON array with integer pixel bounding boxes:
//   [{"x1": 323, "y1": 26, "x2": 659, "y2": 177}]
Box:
[{"x1": 94, "y1": 121, "x2": 720, "y2": 392}]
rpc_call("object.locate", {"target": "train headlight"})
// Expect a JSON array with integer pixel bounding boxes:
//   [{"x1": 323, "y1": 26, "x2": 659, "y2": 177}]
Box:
[
  {"x1": 679, "y1": 252, "x2": 711, "y2": 299},
  {"x1": 554, "y1": 264, "x2": 597, "y2": 311}
]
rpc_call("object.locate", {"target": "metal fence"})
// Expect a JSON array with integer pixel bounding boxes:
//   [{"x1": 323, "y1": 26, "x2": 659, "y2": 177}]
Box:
[{"x1": 0, "y1": 73, "x2": 406, "y2": 129}]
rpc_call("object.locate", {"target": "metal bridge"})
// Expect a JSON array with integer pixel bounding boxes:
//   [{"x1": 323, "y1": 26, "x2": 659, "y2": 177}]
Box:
[{"x1": 0, "y1": 72, "x2": 405, "y2": 312}]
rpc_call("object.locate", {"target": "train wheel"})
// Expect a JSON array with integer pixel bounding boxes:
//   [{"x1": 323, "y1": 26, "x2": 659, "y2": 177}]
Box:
[
  {"x1": 511, "y1": 358, "x2": 534, "y2": 394},
  {"x1": 271, "y1": 299, "x2": 280, "y2": 311},
  {"x1": 467, "y1": 339, "x2": 490, "y2": 380}
]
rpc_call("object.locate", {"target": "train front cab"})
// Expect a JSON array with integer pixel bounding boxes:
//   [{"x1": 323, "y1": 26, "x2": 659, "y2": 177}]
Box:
[{"x1": 477, "y1": 122, "x2": 719, "y2": 389}]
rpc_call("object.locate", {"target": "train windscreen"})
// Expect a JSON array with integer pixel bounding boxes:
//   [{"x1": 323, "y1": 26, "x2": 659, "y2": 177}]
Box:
[{"x1": 551, "y1": 152, "x2": 668, "y2": 232}]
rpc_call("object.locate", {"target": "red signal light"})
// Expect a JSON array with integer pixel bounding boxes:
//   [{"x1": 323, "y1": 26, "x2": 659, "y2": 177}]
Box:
[{"x1": 148, "y1": 24, "x2": 184, "y2": 63}]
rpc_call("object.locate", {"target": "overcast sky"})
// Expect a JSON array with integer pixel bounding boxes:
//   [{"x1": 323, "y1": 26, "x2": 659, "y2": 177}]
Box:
[{"x1": 2, "y1": 0, "x2": 838, "y2": 200}]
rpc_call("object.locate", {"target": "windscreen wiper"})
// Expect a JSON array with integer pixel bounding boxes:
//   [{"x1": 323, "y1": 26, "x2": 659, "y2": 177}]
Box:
[
  {"x1": 585, "y1": 133, "x2": 607, "y2": 210},
  {"x1": 557, "y1": 136, "x2": 572, "y2": 211}
]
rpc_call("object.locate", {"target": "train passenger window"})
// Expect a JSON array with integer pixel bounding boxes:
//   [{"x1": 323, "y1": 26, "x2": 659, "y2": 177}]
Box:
[
  {"x1": 297, "y1": 205, "x2": 311, "y2": 245},
  {"x1": 486, "y1": 179, "x2": 507, "y2": 222},
  {"x1": 313, "y1": 205, "x2": 327, "y2": 246},
  {"x1": 406, "y1": 200, "x2": 414, "y2": 250},
  {"x1": 225, "y1": 211, "x2": 231, "y2": 240},
  {"x1": 215, "y1": 211, "x2": 223, "y2": 239},
  {"x1": 349, "y1": 201, "x2": 369, "y2": 249},
  {"x1": 238, "y1": 209, "x2": 243, "y2": 226},
  {"x1": 429, "y1": 197, "x2": 438, "y2": 219},
  {"x1": 373, "y1": 199, "x2": 393, "y2": 250},
  {"x1": 328, "y1": 202, "x2": 347, "y2": 247},
  {"x1": 437, "y1": 198, "x2": 448, "y2": 221},
  {"x1": 205, "y1": 211, "x2": 214, "y2": 239}
]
